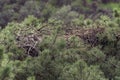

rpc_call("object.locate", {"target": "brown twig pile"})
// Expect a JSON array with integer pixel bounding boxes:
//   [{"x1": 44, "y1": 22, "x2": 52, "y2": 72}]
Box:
[{"x1": 14, "y1": 24, "x2": 105, "y2": 57}]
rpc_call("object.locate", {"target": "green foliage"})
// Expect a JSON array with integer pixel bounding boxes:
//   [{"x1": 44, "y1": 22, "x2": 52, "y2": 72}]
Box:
[
  {"x1": 0, "y1": 1, "x2": 120, "y2": 80},
  {"x1": 0, "y1": 0, "x2": 119, "y2": 28},
  {"x1": 0, "y1": 15, "x2": 120, "y2": 79},
  {"x1": 59, "y1": 60, "x2": 107, "y2": 80}
]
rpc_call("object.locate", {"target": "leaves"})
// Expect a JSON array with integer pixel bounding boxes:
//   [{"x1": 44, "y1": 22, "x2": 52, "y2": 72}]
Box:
[{"x1": 0, "y1": 2, "x2": 120, "y2": 80}]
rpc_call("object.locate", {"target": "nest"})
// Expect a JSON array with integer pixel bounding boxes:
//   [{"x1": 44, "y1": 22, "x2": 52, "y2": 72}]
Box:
[
  {"x1": 64, "y1": 27, "x2": 105, "y2": 46},
  {"x1": 16, "y1": 31, "x2": 42, "y2": 57}
]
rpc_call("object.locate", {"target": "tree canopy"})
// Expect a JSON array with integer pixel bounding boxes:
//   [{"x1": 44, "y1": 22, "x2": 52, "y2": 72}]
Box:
[{"x1": 0, "y1": 0, "x2": 120, "y2": 80}]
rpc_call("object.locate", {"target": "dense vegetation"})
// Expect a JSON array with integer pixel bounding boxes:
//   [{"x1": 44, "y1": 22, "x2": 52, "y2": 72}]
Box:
[
  {"x1": 0, "y1": 0, "x2": 120, "y2": 28},
  {"x1": 0, "y1": 0, "x2": 120, "y2": 80}
]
